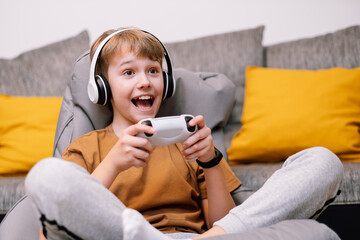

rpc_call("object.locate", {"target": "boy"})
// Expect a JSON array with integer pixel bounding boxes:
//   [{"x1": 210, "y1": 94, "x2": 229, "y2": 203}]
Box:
[
  {"x1": 26, "y1": 28, "x2": 343, "y2": 240},
  {"x1": 28, "y1": 28, "x2": 240, "y2": 239}
]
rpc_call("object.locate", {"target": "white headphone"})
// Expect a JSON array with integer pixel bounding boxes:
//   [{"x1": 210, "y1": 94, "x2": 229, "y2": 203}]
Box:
[{"x1": 88, "y1": 28, "x2": 176, "y2": 105}]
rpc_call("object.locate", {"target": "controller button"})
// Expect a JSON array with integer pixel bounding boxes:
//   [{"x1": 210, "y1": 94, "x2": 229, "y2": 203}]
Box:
[
  {"x1": 141, "y1": 120, "x2": 153, "y2": 137},
  {"x1": 185, "y1": 116, "x2": 196, "y2": 132},
  {"x1": 141, "y1": 120, "x2": 152, "y2": 127}
]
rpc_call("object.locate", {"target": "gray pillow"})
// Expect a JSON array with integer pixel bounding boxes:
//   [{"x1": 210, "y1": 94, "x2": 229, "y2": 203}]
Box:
[
  {"x1": 158, "y1": 69, "x2": 235, "y2": 129},
  {"x1": 0, "y1": 31, "x2": 89, "y2": 96},
  {"x1": 158, "y1": 69, "x2": 235, "y2": 157},
  {"x1": 165, "y1": 26, "x2": 265, "y2": 149},
  {"x1": 265, "y1": 25, "x2": 360, "y2": 69}
]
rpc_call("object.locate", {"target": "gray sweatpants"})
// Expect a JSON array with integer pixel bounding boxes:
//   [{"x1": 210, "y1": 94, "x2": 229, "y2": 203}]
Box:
[
  {"x1": 25, "y1": 147, "x2": 343, "y2": 240},
  {"x1": 214, "y1": 146, "x2": 344, "y2": 233}
]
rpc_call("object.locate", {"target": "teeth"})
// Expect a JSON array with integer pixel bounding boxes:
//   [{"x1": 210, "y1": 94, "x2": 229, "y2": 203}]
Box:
[{"x1": 138, "y1": 96, "x2": 151, "y2": 100}]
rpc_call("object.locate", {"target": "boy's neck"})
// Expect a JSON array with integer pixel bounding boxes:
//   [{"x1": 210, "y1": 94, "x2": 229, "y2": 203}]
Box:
[
  {"x1": 112, "y1": 124, "x2": 121, "y2": 138},
  {"x1": 111, "y1": 117, "x2": 133, "y2": 137}
]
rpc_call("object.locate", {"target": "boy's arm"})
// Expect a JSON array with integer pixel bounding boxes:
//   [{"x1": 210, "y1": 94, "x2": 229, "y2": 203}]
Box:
[
  {"x1": 182, "y1": 115, "x2": 236, "y2": 227},
  {"x1": 201, "y1": 164, "x2": 236, "y2": 228}
]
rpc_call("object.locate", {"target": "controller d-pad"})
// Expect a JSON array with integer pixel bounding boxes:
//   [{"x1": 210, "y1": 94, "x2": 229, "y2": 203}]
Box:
[
  {"x1": 185, "y1": 116, "x2": 196, "y2": 132},
  {"x1": 141, "y1": 120, "x2": 153, "y2": 137}
]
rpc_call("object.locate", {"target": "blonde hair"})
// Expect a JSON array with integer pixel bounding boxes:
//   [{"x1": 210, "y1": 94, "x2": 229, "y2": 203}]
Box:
[{"x1": 90, "y1": 28, "x2": 165, "y2": 78}]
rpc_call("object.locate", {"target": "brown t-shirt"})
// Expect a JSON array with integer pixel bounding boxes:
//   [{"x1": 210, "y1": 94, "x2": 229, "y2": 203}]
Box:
[{"x1": 62, "y1": 125, "x2": 241, "y2": 234}]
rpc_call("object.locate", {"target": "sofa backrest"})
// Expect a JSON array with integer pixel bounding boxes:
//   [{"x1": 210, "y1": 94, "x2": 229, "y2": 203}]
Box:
[
  {"x1": 265, "y1": 25, "x2": 360, "y2": 69},
  {"x1": 0, "y1": 31, "x2": 89, "y2": 97}
]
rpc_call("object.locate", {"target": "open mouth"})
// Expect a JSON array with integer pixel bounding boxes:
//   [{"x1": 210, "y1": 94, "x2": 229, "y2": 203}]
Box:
[{"x1": 131, "y1": 95, "x2": 154, "y2": 110}]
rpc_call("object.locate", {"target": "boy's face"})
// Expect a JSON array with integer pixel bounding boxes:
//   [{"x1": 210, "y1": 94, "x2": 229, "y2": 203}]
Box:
[{"x1": 107, "y1": 47, "x2": 164, "y2": 127}]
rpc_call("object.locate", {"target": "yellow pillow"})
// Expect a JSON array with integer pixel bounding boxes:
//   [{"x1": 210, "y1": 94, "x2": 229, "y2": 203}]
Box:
[
  {"x1": 228, "y1": 66, "x2": 360, "y2": 164},
  {"x1": 0, "y1": 94, "x2": 62, "y2": 174}
]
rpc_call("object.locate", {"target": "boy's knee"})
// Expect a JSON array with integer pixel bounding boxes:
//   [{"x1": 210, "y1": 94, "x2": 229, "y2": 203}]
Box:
[
  {"x1": 307, "y1": 147, "x2": 343, "y2": 171},
  {"x1": 25, "y1": 158, "x2": 83, "y2": 198},
  {"x1": 26, "y1": 158, "x2": 58, "y2": 192},
  {"x1": 287, "y1": 147, "x2": 344, "y2": 185},
  {"x1": 302, "y1": 147, "x2": 344, "y2": 185}
]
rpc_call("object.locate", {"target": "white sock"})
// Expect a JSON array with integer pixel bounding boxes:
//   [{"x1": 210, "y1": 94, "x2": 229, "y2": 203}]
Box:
[{"x1": 122, "y1": 208, "x2": 173, "y2": 240}]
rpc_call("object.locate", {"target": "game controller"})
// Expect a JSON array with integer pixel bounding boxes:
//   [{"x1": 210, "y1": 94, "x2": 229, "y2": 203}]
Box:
[{"x1": 137, "y1": 114, "x2": 198, "y2": 146}]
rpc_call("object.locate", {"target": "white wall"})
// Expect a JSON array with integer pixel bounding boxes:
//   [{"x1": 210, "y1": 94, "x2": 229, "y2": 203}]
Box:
[{"x1": 0, "y1": 0, "x2": 359, "y2": 59}]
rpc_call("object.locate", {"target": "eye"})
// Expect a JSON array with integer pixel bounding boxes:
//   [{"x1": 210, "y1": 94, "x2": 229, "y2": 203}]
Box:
[
  {"x1": 123, "y1": 70, "x2": 134, "y2": 76},
  {"x1": 149, "y1": 67, "x2": 160, "y2": 74}
]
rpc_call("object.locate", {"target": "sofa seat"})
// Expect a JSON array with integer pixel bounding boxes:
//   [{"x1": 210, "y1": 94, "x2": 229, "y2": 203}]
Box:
[{"x1": 0, "y1": 175, "x2": 26, "y2": 219}]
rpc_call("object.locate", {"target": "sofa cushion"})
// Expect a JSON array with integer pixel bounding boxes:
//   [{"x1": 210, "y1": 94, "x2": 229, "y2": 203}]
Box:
[
  {"x1": 165, "y1": 26, "x2": 265, "y2": 150},
  {"x1": 265, "y1": 25, "x2": 360, "y2": 69},
  {"x1": 228, "y1": 66, "x2": 360, "y2": 163},
  {"x1": 0, "y1": 30, "x2": 89, "y2": 97},
  {"x1": 0, "y1": 95, "x2": 62, "y2": 174}
]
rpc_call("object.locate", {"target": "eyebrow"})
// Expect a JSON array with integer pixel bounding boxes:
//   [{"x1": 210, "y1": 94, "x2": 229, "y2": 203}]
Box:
[{"x1": 119, "y1": 60, "x2": 133, "y2": 66}]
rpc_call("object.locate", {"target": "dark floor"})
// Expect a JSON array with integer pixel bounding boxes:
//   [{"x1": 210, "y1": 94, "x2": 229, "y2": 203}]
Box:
[
  {"x1": 317, "y1": 204, "x2": 359, "y2": 240},
  {"x1": 0, "y1": 214, "x2": 5, "y2": 224}
]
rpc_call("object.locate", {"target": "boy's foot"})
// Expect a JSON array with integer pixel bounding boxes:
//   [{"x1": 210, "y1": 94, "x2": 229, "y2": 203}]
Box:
[{"x1": 122, "y1": 208, "x2": 174, "y2": 240}]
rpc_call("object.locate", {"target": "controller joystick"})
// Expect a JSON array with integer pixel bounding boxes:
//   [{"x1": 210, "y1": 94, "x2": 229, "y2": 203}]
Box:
[
  {"x1": 185, "y1": 116, "x2": 196, "y2": 132},
  {"x1": 141, "y1": 120, "x2": 153, "y2": 137},
  {"x1": 137, "y1": 114, "x2": 198, "y2": 146}
]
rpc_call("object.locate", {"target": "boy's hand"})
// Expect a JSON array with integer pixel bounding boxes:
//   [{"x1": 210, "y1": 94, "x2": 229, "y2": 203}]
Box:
[
  {"x1": 92, "y1": 124, "x2": 155, "y2": 188},
  {"x1": 181, "y1": 115, "x2": 215, "y2": 163},
  {"x1": 110, "y1": 124, "x2": 155, "y2": 170}
]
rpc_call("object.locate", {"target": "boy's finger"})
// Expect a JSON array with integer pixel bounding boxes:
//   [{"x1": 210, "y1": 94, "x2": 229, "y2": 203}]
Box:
[
  {"x1": 190, "y1": 115, "x2": 205, "y2": 129},
  {"x1": 126, "y1": 124, "x2": 155, "y2": 136},
  {"x1": 134, "y1": 146, "x2": 151, "y2": 160},
  {"x1": 134, "y1": 158, "x2": 147, "y2": 168},
  {"x1": 183, "y1": 125, "x2": 211, "y2": 149},
  {"x1": 130, "y1": 135, "x2": 153, "y2": 153}
]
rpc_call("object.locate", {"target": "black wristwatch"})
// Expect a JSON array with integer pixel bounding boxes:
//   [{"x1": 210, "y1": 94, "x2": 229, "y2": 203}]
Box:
[{"x1": 196, "y1": 147, "x2": 223, "y2": 168}]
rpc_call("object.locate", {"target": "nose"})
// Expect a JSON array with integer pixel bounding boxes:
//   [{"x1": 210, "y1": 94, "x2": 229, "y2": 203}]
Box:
[{"x1": 136, "y1": 73, "x2": 151, "y2": 89}]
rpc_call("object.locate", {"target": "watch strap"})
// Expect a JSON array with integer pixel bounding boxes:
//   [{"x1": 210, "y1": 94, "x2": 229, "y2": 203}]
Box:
[{"x1": 196, "y1": 147, "x2": 223, "y2": 168}]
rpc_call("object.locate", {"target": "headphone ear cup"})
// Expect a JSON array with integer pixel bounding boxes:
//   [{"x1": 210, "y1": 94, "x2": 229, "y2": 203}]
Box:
[
  {"x1": 164, "y1": 71, "x2": 175, "y2": 100},
  {"x1": 95, "y1": 75, "x2": 112, "y2": 105},
  {"x1": 162, "y1": 71, "x2": 169, "y2": 100}
]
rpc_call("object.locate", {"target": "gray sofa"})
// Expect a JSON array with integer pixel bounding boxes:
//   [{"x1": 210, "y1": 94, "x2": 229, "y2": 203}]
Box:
[{"x1": 1, "y1": 25, "x2": 359, "y2": 239}]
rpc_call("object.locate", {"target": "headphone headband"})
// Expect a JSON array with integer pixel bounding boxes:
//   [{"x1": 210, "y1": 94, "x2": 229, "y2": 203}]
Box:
[{"x1": 88, "y1": 28, "x2": 176, "y2": 105}]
